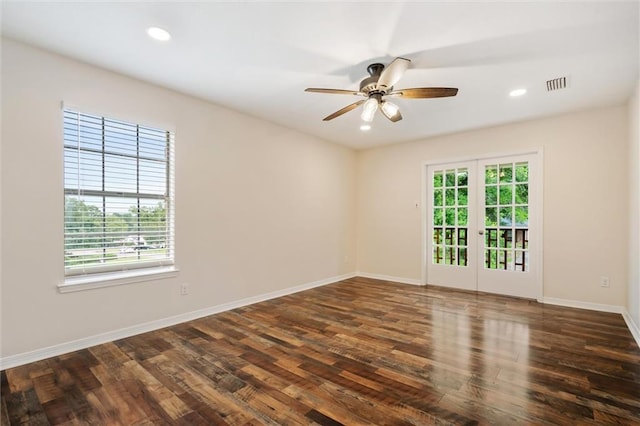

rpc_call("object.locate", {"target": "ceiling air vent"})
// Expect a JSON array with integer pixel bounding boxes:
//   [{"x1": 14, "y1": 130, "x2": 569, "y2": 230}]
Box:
[{"x1": 546, "y1": 76, "x2": 567, "y2": 92}]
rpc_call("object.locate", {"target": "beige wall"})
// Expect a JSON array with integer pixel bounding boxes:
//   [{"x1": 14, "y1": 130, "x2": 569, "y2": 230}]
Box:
[
  {"x1": 357, "y1": 106, "x2": 629, "y2": 306},
  {"x1": 1, "y1": 37, "x2": 635, "y2": 362},
  {"x1": 629, "y1": 80, "x2": 640, "y2": 328},
  {"x1": 1, "y1": 39, "x2": 357, "y2": 358}
]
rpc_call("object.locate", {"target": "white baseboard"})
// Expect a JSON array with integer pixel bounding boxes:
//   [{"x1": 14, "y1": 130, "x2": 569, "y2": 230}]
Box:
[
  {"x1": 356, "y1": 272, "x2": 423, "y2": 286},
  {"x1": 0, "y1": 272, "x2": 357, "y2": 370},
  {"x1": 622, "y1": 309, "x2": 640, "y2": 349},
  {"x1": 539, "y1": 296, "x2": 624, "y2": 314},
  {"x1": 540, "y1": 297, "x2": 640, "y2": 348}
]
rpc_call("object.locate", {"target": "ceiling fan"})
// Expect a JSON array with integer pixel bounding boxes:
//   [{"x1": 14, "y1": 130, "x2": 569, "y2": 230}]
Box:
[{"x1": 305, "y1": 57, "x2": 458, "y2": 123}]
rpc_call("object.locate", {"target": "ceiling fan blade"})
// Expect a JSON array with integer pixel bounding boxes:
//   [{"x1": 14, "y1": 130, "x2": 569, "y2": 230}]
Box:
[
  {"x1": 376, "y1": 57, "x2": 410, "y2": 91},
  {"x1": 305, "y1": 88, "x2": 364, "y2": 96},
  {"x1": 322, "y1": 100, "x2": 365, "y2": 121},
  {"x1": 388, "y1": 87, "x2": 458, "y2": 99}
]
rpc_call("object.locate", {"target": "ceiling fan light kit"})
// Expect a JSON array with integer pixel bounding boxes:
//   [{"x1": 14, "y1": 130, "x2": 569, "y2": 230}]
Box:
[
  {"x1": 361, "y1": 98, "x2": 378, "y2": 122},
  {"x1": 305, "y1": 57, "x2": 458, "y2": 123},
  {"x1": 381, "y1": 101, "x2": 400, "y2": 121}
]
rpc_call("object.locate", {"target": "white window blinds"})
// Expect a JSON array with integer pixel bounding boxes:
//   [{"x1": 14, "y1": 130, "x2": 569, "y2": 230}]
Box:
[{"x1": 63, "y1": 109, "x2": 175, "y2": 276}]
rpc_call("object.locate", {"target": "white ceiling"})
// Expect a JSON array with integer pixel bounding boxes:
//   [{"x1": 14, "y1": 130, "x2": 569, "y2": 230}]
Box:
[{"x1": 2, "y1": 1, "x2": 639, "y2": 149}]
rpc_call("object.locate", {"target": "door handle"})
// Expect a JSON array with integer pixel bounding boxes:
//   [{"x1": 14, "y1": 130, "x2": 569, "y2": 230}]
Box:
[{"x1": 478, "y1": 230, "x2": 484, "y2": 235}]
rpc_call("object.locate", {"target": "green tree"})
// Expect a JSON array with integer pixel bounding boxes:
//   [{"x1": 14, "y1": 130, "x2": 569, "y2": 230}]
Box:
[
  {"x1": 64, "y1": 196, "x2": 103, "y2": 250},
  {"x1": 105, "y1": 215, "x2": 129, "y2": 244},
  {"x1": 113, "y1": 212, "x2": 135, "y2": 231},
  {"x1": 129, "y1": 202, "x2": 166, "y2": 246}
]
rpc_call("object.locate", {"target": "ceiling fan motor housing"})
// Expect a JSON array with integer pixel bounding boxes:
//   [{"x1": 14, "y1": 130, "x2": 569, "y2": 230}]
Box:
[{"x1": 360, "y1": 63, "x2": 387, "y2": 95}]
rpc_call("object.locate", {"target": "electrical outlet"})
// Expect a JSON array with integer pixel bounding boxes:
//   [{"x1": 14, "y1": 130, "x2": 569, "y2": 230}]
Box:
[
  {"x1": 180, "y1": 283, "x2": 189, "y2": 295},
  {"x1": 600, "y1": 276, "x2": 610, "y2": 288}
]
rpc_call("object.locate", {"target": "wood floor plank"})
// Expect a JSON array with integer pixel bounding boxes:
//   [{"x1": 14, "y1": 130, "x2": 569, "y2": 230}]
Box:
[{"x1": 2, "y1": 277, "x2": 640, "y2": 425}]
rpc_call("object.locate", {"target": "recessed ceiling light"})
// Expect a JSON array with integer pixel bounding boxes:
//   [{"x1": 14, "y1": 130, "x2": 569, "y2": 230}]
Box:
[
  {"x1": 509, "y1": 88, "x2": 527, "y2": 97},
  {"x1": 147, "y1": 27, "x2": 171, "y2": 41},
  {"x1": 360, "y1": 124, "x2": 371, "y2": 131}
]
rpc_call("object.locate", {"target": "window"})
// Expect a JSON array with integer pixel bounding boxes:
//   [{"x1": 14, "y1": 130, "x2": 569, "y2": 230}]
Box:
[{"x1": 63, "y1": 109, "x2": 174, "y2": 278}]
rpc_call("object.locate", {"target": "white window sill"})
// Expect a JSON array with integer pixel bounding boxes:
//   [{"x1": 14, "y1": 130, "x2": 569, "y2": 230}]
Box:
[{"x1": 59, "y1": 266, "x2": 179, "y2": 293}]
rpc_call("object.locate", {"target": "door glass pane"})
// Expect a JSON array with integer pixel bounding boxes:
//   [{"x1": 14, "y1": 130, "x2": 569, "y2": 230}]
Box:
[
  {"x1": 500, "y1": 207, "x2": 513, "y2": 226},
  {"x1": 445, "y1": 189, "x2": 455, "y2": 205},
  {"x1": 485, "y1": 207, "x2": 497, "y2": 226},
  {"x1": 445, "y1": 170, "x2": 456, "y2": 187},
  {"x1": 500, "y1": 229, "x2": 513, "y2": 248},
  {"x1": 515, "y1": 163, "x2": 528, "y2": 182},
  {"x1": 485, "y1": 186, "x2": 497, "y2": 205},
  {"x1": 499, "y1": 185, "x2": 512, "y2": 205},
  {"x1": 515, "y1": 206, "x2": 528, "y2": 227},
  {"x1": 515, "y1": 184, "x2": 528, "y2": 204},
  {"x1": 434, "y1": 208, "x2": 443, "y2": 226},
  {"x1": 434, "y1": 189, "x2": 443, "y2": 206},
  {"x1": 432, "y1": 167, "x2": 468, "y2": 267},
  {"x1": 457, "y1": 188, "x2": 468, "y2": 206},
  {"x1": 445, "y1": 208, "x2": 456, "y2": 226},
  {"x1": 499, "y1": 164, "x2": 513, "y2": 183},
  {"x1": 458, "y1": 208, "x2": 468, "y2": 226},
  {"x1": 485, "y1": 166, "x2": 498, "y2": 184},
  {"x1": 486, "y1": 229, "x2": 498, "y2": 248},
  {"x1": 434, "y1": 172, "x2": 444, "y2": 187},
  {"x1": 484, "y1": 162, "x2": 529, "y2": 272},
  {"x1": 457, "y1": 170, "x2": 468, "y2": 186}
]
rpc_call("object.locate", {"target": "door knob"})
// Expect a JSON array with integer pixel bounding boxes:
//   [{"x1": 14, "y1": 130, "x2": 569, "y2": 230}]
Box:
[{"x1": 478, "y1": 230, "x2": 484, "y2": 235}]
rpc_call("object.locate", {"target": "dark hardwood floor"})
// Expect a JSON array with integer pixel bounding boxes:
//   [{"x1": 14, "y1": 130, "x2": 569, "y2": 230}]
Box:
[{"x1": 2, "y1": 276, "x2": 639, "y2": 425}]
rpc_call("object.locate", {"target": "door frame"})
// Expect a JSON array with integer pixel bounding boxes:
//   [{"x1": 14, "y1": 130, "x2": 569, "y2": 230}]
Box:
[{"x1": 421, "y1": 148, "x2": 544, "y2": 301}]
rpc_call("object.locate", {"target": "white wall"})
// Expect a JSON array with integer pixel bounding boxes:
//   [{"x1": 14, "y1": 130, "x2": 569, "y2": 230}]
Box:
[
  {"x1": 628, "y1": 80, "x2": 640, "y2": 332},
  {"x1": 0, "y1": 39, "x2": 357, "y2": 359},
  {"x1": 357, "y1": 106, "x2": 629, "y2": 307}
]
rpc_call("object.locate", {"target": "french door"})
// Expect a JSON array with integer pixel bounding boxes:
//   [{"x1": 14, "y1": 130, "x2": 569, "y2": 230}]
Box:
[{"x1": 425, "y1": 153, "x2": 540, "y2": 299}]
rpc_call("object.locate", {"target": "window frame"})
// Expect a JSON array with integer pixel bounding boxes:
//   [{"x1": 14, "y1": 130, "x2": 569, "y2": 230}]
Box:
[{"x1": 61, "y1": 108, "x2": 176, "y2": 291}]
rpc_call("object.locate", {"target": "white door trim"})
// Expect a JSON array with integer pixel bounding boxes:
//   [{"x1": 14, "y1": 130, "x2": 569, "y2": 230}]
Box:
[{"x1": 422, "y1": 148, "x2": 544, "y2": 301}]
